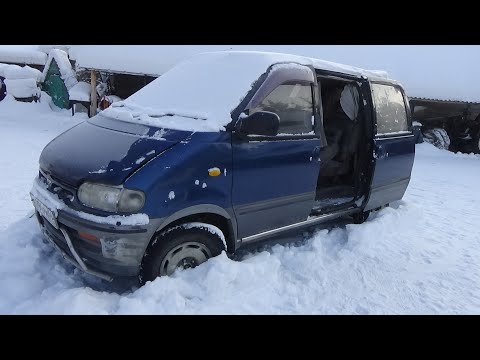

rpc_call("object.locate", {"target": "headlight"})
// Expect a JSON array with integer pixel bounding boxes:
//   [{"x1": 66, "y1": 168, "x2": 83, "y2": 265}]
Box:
[{"x1": 78, "y1": 183, "x2": 145, "y2": 213}]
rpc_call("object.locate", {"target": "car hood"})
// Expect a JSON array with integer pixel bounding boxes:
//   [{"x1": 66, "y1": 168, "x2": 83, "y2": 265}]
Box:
[{"x1": 39, "y1": 117, "x2": 192, "y2": 187}]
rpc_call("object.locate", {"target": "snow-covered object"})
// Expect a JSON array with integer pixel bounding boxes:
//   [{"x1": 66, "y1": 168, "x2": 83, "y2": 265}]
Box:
[
  {"x1": 103, "y1": 51, "x2": 391, "y2": 132},
  {"x1": 0, "y1": 64, "x2": 41, "y2": 81},
  {"x1": 340, "y1": 84, "x2": 360, "y2": 121},
  {"x1": 0, "y1": 63, "x2": 42, "y2": 99},
  {"x1": 105, "y1": 95, "x2": 122, "y2": 103},
  {"x1": 68, "y1": 82, "x2": 90, "y2": 102},
  {"x1": 3, "y1": 65, "x2": 42, "y2": 82},
  {"x1": 0, "y1": 64, "x2": 8, "y2": 78},
  {"x1": 41, "y1": 49, "x2": 78, "y2": 91},
  {"x1": 38, "y1": 45, "x2": 71, "y2": 54},
  {"x1": 4, "y1": 78, "x2": 40, "y2": 99},
  {"x1": 0, "y1": 45, "x2": 47, "y2": 66}
]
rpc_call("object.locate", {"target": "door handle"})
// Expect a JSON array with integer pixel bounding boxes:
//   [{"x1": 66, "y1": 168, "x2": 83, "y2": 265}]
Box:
[
  {"x1": 374, "y1": 145, "x2": 388, "y2": 159},
  {"x1": 312, "y1": 146, "x2": 321, "y2": 161}
]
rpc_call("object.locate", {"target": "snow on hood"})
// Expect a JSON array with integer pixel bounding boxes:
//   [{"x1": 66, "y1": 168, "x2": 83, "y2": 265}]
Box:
[
  {"x1": 39, "y1": 119, "x2": 192, "y2": 187},
  {"x1": 102, "y1": 51, "x2": 391, "y2": 132}
]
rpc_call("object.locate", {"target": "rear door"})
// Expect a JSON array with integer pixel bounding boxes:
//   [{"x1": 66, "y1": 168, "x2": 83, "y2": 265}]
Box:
[{"x1": 364, "y1": 82, "x2": 415, "y2": 211}]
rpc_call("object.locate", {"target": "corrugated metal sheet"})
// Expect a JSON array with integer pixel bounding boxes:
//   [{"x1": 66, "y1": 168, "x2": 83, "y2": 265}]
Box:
[{"x1": 410, "y1": 97, "x2": 480, "y2": 105}]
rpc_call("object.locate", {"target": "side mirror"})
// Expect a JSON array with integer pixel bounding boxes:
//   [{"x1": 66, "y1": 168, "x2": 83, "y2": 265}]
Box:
[{"x1": 235, "y1": 111, "x2": 280, "y2": 137}]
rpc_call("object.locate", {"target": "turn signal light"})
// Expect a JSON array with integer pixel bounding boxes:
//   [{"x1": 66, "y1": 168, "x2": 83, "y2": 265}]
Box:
[{"x1": 78, "y1": 231, "x2": 99, "y2": 243}]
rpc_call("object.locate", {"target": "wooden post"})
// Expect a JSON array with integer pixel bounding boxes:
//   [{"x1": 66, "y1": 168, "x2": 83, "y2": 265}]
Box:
[{"x1": 90, "y1": 70, "x2": 97, "y2": 117}]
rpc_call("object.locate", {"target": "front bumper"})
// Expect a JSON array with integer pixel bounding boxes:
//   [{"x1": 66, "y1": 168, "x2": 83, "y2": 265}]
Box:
[{"x1": 31, "y1": 179, "x2": 161, "y2": 280}]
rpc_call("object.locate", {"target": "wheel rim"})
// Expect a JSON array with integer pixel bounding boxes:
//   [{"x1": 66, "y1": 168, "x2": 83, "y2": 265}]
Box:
[{"x1": 160, "y1": 242, "x2": 212, "y2": 276}]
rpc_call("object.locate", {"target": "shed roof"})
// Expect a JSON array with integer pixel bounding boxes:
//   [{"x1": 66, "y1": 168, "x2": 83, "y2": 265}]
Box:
[
  {"x1": 69, "y1": 45, "x2": 480, "y2": 103},
  {"x1": 0, "y1": 45, "x2": 47, "y2": 66}
]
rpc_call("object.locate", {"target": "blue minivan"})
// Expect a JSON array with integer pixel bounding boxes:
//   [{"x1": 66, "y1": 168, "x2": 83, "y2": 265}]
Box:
[{"x1": 30, "y1": 51, "x2": 415, "y2": 283}]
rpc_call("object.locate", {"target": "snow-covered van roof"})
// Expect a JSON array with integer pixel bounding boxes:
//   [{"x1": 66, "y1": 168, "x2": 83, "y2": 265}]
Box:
[
  {"x1": 102, "y1": 51, "x2": 395, "y2": 132},
  {"x1": 71, "y1": 46, "x2": 391, "y2": 80},
  {"x1": 0, "y1": 45, "x2": 47, "y2": 66}
]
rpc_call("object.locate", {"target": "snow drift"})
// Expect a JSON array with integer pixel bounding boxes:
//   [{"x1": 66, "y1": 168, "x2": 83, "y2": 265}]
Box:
[{"x1": 1, "y1": 98, "x2": 480, "y2": 314}]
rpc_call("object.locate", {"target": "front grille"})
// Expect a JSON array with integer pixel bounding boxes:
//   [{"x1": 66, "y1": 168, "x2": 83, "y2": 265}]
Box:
[
  {"x1": 42, "y1": 217, "x2": 73, "y2": 257},
  {"x1": 39, "y1": 169, "x2": 75, "y2": 204}
]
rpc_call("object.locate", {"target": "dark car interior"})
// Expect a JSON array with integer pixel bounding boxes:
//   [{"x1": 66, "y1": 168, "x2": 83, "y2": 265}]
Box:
[{"x1": 314, "y1": 76, "x2": 368, "y2": 212}]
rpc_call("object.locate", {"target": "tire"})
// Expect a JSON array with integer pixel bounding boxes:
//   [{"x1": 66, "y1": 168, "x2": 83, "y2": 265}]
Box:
[
  {"x1": 352, "y1": 211, "x2": 370, "y2": 224},
  {"x1": 423, "y1": 128, "x2": 450, "y2": 150},
  {"x1": 140, "y1": 222, "x2": 226, "y2": 283},
  {"x1": 435, "y1": 128, "x2": 451, "y2": 149}
]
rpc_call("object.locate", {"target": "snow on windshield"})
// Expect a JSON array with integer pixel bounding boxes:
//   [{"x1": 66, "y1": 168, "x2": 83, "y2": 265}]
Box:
[
  {"x1": 101, "y1": 52, "x2": 331, "y2": 132},
  {"x1": 101, "y1": 52, "x2": 277, "y2": 132},
  {"x1": 101, "y1": 51, "x2": 392, "y2": 133}
]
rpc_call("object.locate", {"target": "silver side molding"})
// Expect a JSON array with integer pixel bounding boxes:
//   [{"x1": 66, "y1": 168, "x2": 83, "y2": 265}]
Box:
[{"x1": 242, "y1": 207, "x2": 359, "y2": 243}]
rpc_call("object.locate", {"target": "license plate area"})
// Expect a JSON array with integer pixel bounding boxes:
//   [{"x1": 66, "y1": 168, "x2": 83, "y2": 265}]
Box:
[{"x1": 31, "y1": 195, "x2": 59, "y2": 229}]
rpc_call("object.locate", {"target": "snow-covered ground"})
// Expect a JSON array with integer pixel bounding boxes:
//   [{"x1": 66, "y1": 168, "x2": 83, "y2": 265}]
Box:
[{"x1": 1, "y1": 97, "x2": 480, "y2": 314}]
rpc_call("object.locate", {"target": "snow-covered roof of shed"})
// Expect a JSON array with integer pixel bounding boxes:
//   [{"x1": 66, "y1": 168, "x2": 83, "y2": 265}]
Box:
[
  {"x1": 0, "y1": 45, "x2": 47, "y2": 66},
  {"x1": 69, "y1": 45, "x2": 480, "y2": 103},
  {"x1": 41, "y1": 49, "x2": 78, "y2": 90},
  {"x1": 71, "y1": 46, "x2": 391, "y2": 82},
  {"x1": 37, "y1": 45, "x2": 72, "y2": 55},
  {"x1": 71, "y1": 45, "x2": 179, "y2": 76}
]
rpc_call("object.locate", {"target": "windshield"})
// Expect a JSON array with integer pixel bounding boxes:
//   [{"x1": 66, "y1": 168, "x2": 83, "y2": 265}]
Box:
[{"x1": 101, "y1": 52, "x2": 276, "y2": 132}]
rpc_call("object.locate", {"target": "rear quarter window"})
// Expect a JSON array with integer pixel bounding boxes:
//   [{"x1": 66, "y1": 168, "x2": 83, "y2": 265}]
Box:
[{"x1": 372, "y1": 83, "x2": 409, "y2": 135}]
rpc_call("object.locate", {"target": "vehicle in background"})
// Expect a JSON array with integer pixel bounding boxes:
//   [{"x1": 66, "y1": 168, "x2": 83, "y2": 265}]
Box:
[{"x1": 410, "y1": 99, "x2": 480, "y2": 153}]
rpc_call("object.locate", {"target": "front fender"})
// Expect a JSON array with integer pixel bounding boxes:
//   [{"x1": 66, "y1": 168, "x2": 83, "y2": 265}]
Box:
[
  {"x1": 154, "y1": 203, "x2": 237, "y2": 240},
  {"x1": 124, "y1": 131, "x2": 234, "y2": 230}
]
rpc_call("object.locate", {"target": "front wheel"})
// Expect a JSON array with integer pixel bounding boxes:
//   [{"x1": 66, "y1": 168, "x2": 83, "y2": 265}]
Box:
[{"x1": 140, "y1": 223, "x2": 225, "y2": 283}]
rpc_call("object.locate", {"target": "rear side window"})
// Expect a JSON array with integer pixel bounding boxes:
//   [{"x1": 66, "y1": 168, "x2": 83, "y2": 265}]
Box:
[
  {"x1": 372, "y1": 84, "x2": 408, "y2": 135},
  {"x1": 250, "y1": 83, "x2": 313, "y2": 135}
]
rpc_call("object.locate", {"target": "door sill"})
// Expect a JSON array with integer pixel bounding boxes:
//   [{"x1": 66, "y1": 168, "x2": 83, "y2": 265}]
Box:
[
  {"x1": 241, "y1": 207, "x2": 359, "y2": 244},
  {"x1": 311, "y1": 200, "x2": 357, "y2": 215}
]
